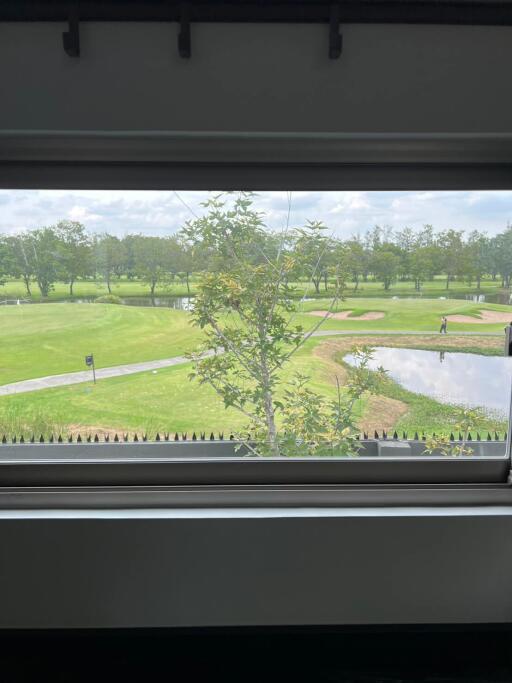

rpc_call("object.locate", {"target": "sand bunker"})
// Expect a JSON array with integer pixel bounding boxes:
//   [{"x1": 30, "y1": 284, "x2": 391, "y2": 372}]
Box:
[
  {"x1": 446, "y1": 310, "x2": 512, "y2": 324},
  {"x1": 309, "y1": 310, "x2": 385, "y2": 321}
]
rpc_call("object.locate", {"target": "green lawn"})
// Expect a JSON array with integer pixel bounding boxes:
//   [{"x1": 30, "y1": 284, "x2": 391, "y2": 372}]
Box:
[
  {"x1": 1, "y1": 297, "x2": 511, "y2": 438},
  {"x1": 0, "y1": 339, "x2": 345, "y2": 436},
  {"x1": 295, "y1": 297, "x2": 512, "y2": 333},
  {"x1": 1, "y1": 297, "x2": 510, "y2": 386},
  {"x1": 390, "y1": 381, "x2": 507, "y2": 437},
  {"x1": 0, "y1": 331, "x2": 507, "y2": 439},
  {"x1": 0, "y1": 303, "x2": 203, "y2": 385}
]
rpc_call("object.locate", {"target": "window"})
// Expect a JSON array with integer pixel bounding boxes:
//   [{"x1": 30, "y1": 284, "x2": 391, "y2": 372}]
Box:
[{"x1": 0, "y1": 132, "x2": 511, "y2": 493}]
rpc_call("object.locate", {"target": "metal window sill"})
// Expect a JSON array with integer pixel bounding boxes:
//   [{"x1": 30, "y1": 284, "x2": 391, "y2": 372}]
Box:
[{"x1": 1, "y1": 482, "x2": 512, "y2": 510}]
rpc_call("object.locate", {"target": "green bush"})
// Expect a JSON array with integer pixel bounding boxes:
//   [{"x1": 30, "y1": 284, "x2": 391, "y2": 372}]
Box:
[{"x1": 94, "y1": 294, "x2": 123, "y2": 305}]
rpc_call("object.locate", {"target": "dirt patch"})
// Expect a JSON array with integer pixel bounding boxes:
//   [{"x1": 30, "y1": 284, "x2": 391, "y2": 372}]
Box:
[
  {"x1": 316, "y1": 334, "x2": 502, "y2": 354},
  {"x1": 309, "y1": 309, "x2": 385, "y2": 321},
  {"x1": 359, "y1": 395, "x2": 409, "y2": 435},
  {"x1": 312, "y1": 338, "x2": 408, "y2": 433},
  {"x1": 312, "y1": 339, "x2": 349, "y2": 384},
  {"x1": 446, "y1": 310, "x2": 512, "y2": 324}
]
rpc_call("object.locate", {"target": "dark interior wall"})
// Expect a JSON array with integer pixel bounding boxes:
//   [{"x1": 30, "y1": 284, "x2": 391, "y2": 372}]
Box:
[
  {"x1": 0, "y1": 22, "x2": 511, "y2": 133},
  {"x1": 1, "y1": 509, "x2": 512, "y2": 629}
]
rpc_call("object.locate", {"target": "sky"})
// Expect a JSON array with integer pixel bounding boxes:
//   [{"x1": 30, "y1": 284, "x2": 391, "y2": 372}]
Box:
[{"x1": 0, "y1": 189, "x2": 511, "y2": 238}]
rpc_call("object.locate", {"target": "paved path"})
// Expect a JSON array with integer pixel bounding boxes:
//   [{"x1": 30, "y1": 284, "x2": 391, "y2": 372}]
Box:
[
  {"x1": 311, "y1": 329, "x2": 502, "y2": 337},
  {"x1": 0, "y1": 354, "x2": 210, "y2": 397},
  {"x1": 0, "y1": 329, "x2": 503, "y2": 397}
]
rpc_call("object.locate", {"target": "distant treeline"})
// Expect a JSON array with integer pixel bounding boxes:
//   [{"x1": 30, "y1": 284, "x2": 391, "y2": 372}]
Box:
[
  {"x1": 0, "y1": 221, "x2": 196, "y2": 297},
  {"x1": 1, "y1": 220, "x2": 512, "y2": 297}
]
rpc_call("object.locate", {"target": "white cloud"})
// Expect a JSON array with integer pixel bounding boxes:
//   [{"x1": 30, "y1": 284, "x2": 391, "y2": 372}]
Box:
[
  {"x1": 68, "y1": 205, "x2": 102, "y2": 223},
  {"x1": 329, "y1": 192, "x2": 370, "y2": 214},
  {"x1": 0, "y1": 190, "x2": 511, "y2": 238}
]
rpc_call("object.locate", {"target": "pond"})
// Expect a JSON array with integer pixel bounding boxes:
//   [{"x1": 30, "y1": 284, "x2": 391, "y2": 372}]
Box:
[
  {"x1": 344, "y1": 347, "x2": 512, "y2": 418},
  {"x1": 44, "y1": 296, "x2": 195, "y2": 310},
  {"x1": 119, "y1": 296, "x2": 194, "y2": 310},
  {"x1": 462, "y1": 292, "x2": 512, "y2": 304},
  {"x1": 353, "y1": 291, "x2": 512, "y2": 304}
]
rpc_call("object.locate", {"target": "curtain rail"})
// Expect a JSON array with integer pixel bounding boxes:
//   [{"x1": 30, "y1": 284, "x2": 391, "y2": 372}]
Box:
[{"x1": 2, "y1": 1, "x2": 512, "y2": 26}]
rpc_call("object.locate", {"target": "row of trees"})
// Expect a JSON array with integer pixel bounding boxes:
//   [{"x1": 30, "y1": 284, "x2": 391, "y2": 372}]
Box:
[
  {"x1": 0, "y1": 221, "x2": 197, "y2": 297},
  {"x1": 325, "y1": 224, "x2": 512, "y2": 292},
  {"x1": 1, "y1": 219, "x2": 512, "y2": 298}
]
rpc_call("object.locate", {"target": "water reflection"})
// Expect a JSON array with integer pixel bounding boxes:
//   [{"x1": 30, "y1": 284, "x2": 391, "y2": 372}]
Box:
[
  {"x1": 122, "y1": 296, "x2": 194, "y2": 310},
  {"x1": 465, "y1": 294, "x2": 487, "y2": 303},
  {"x1": 345, "y1": 347, "x2": 512, "y2": 417},
  {"x1": 348, "y1": 291, "x2": 512, "y2": 304},
  {"x1": 54, "y1": 296, "x2": 194, "y2": 310},
  {"x1": 19, "y1": 290, "x2": 512, "y2": 306}
]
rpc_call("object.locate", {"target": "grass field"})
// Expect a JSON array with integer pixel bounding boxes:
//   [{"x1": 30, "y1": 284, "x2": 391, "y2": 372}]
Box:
[
  {"x1": 1, "y1": 297, "x2": 510, "y2": 438},
  {"x1": 1, "y1": 297, "x2": 510, "y2": 385},
  {"x1": 0, "y1": 334, "x2": 507, "y2": 438},
  {"x1": 297, "y1": 297, "x2": 512, "y2": 333},
  {"x1": 0, "y1": 338, "x2": 346, "y2": 436},
  {"x1": 0, "y1": 304, "x2": 203, "y2": 385}
]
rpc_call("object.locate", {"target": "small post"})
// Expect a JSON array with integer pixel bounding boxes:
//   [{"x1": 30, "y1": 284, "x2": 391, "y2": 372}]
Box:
[{"x1": 85, "y1": 354, "x2": 96, "y2": 384}]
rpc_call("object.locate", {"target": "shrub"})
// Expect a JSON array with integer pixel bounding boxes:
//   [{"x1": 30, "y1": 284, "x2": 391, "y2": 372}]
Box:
[{"x1": 94, "y1": 294, "x2": 123, "y2": 305}]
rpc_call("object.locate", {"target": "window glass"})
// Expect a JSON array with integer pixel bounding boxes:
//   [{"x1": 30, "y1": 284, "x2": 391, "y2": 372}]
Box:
[{"x1": 0, "y1": 189, "x2": 510, "y2": 458}]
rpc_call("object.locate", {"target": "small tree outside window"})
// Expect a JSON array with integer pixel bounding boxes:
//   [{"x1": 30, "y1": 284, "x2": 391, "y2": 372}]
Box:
[{"x1": 185, "y1": 193, "x2": 384, "y2": 456}]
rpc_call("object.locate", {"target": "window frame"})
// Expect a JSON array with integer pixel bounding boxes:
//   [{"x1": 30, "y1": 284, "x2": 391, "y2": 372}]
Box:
[{"x1": 1, "y1": 129, "x2": 511, "y2": 498}]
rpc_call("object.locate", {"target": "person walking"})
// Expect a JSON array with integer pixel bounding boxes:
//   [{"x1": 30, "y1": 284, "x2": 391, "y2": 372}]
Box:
[{"x1": 440, "y1": 316, "x2": 448, "y2": 334}]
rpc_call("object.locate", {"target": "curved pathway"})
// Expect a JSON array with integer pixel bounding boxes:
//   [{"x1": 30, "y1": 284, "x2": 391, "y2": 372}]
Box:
[
  {"x1": 0, "y1": 329, "x2": 503, "y2": 397},
  {"x1": 0, "y1": 354, "x2": 209, "y2": 397}
]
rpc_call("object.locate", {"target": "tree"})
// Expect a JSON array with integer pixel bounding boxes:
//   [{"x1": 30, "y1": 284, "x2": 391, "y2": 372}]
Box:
[
  {"x1": 132, "y1": 235, "x2": 174, "y2": 295},
  {"x1": 294, "y1": 222, "x2": 334, "y2": 294},
  {"x1": 172, "y1": 235, "x2": 196, "y2": 295},
  {"x1": 54, "y1": 220, "x2": 92, "y2": 295},
  {"x1": 493, "y1": 226, "x2": 512, "y2": 288},
  {"x1": 0, "y1": 236, "x2": 9, "y2": 288},
  {"x1": 371, "y1": 250, "x2": 399, "y2": 290},
  {"x1": 463, "y1": 231, "x2": 489, "y2": 289},
  {"x1": 121, "y1": 234, "x2": 138, "y2": 280},
  {"x1": 28, "y1": 227, "x2": 61, "y2": 297},
  {"x1": 409, "y1": 246, "x2": 438, "y2": 290},
  {"x1": 338, "y1": 239, "x2": 366, "y2": 290},
  {"x1": 186, "y1": 193, "x2": 358, "y2": 456},
  {"x1": 4, "y1": 233, "x2": 35, "y2": 296},
  {"x1": 416, "y1": 224, "x2": 436, "y2": 248},
  {"x1": 94, "y1": 234, "x2": 126, "y2": 293},
  {"x1": 486, "y1": 235, "x2": 501, "y2": 281},
  {"x1": 437, "y1": 229, "x2": 465, "y2": 289},
  {"x1": 394, "y1": 226, "x2": 416, "y2": 281}
]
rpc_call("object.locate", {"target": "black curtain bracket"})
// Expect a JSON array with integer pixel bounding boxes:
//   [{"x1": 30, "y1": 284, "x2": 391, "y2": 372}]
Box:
[
  {"x1": 178, "y1": 2, "x2": 191, "y2": 58},
  {"x1": 329, "y1": 4, "x2": 342, "y2": 59},
  {"x1": 62, "y1": 7, "x2": 80, "y2": 57}
]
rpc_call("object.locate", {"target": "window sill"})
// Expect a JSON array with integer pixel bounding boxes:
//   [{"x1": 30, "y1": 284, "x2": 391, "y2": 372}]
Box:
[
  {"x1": 1, "y1": 482, "x2": 512, "y2": 509},
  {"x1": 0, "y1": 441, "x2": 509, "y2": 488}
]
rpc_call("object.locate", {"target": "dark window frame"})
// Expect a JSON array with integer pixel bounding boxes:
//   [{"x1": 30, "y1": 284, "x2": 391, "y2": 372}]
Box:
[{"x1": 1, "y1": 130, "x2": 511, "y2": 499}]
